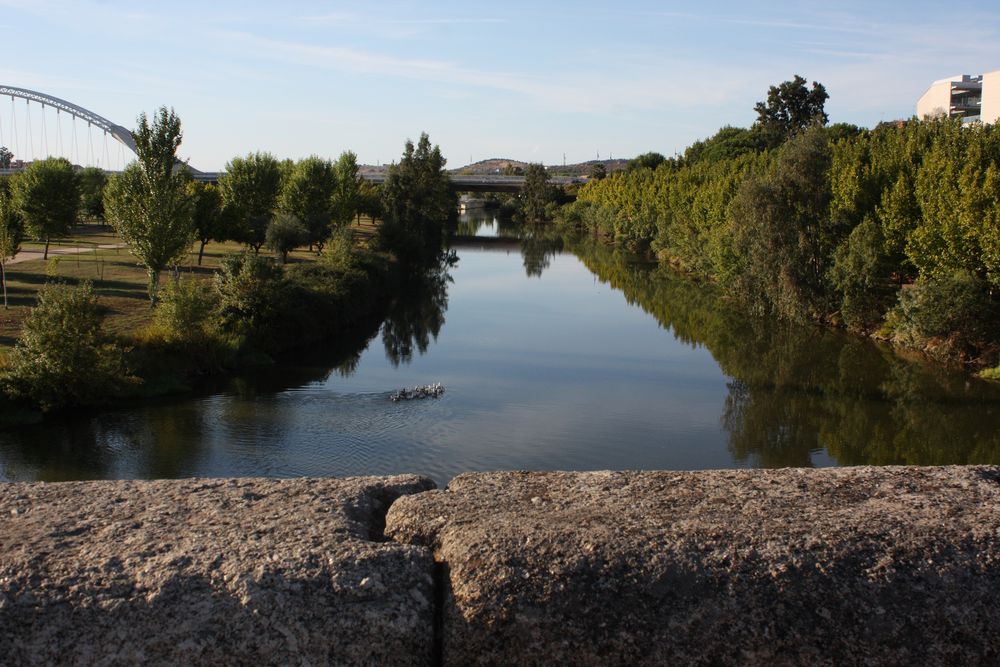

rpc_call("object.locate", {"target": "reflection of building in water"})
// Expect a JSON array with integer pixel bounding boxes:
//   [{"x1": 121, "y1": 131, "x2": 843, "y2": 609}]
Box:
[{"x1": 916, "y1": 71, "x2": 1000, "y2": 124}]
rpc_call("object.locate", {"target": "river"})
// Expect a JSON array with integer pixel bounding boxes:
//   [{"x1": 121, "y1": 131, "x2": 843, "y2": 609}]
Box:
[{"x1": 3, "y1": 212, "x2": 1000, "y2": 484}]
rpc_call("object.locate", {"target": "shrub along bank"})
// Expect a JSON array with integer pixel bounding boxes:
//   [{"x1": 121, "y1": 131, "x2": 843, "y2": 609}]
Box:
[{"x1": 563, "y1": 118, "x2": 1000, "y2": 371}]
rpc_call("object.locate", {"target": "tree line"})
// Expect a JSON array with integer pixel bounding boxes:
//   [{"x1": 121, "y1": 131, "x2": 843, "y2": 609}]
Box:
[
  {"x1": 0, "y1": 107, "x2": 456, "y2": 414},
  {"x1": 561, "y1": 77, "x2": 1000, "y2": 369}
]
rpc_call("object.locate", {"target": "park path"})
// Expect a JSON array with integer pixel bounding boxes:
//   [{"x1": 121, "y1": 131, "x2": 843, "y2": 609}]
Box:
[{"x1": 7, "y1": 242, "x2": 128, "y2": 265}]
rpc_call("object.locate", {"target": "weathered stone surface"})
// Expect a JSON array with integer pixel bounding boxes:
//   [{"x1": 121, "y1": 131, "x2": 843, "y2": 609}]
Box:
[
  {"x1": 0, "y1": 475, "x2": 436, "y2": 666},
  {"x1": 386, "y1": 467, "x2": 1000, "y2": 666}
]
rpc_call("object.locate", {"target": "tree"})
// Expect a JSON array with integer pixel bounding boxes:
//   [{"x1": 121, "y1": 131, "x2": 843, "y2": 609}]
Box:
[
  {"x1": 332, "y1": 150, "x2": 361, "y2": 228},
  {"x1": 220, "y1": 152, "x2": 282, "y2": 253},
  {"x1": 589, "y1": 162, "x2": 607, "y2": 180},
  {"x1": 0, "y1": 146, "x2": 12, "y2": 168},
  {"x1": 12, "y1": 157, "x2": 78, "y2": 259},
  {"x1": 0, "y1": 178, "x2": 23, "y2": 308},
  {"x1": 187, "y1": 181, "x2": 230, "y2": 265},
  {"x1": 103, "y1": 107, "x2": 194, "y2": 305},
  {"x1": 730, "y1": 126, "x2": 839, "y2": 321},
  {"x1": 77, "y1": 167, "x2": 108, "y2": 221},
  {"x1": 279, "y1": 156, "x2": 336, "y2": 252},
  {"x1": 683, "y1": 126, "x2": 758, "y2": 164},
  {"x1": 521, "y1": 163, "x2": 554, "y2": 222},
  {"x1": 752, "y1": 75, "x2": 829, "y2": 149},
  {"x1": 4, "y1": 281, "x2": 136, "y2": 411},
  {"x1": 627, "y1": 152, "x2": 666, "y2": 172},
  {"x1": 266, "y1": 213, "x2": 308, "y2": 263},
  {"x1": 379, "y1": 133, "x2": 455, "y2": 265}
]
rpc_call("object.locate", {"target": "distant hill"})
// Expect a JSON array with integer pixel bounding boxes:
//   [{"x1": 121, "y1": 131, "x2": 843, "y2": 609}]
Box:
[
  {"x1": 452, "y1": 157, "x2": 628, "y2": 177},
  {"x1": 360, "y1": 157, "x2": 630, "y2": 178}
]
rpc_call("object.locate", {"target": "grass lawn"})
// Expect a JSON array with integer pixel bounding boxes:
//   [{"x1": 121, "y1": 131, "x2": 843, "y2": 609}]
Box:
[{"x1": 0, "y1": 217, "x2": 382, "y2": 350}]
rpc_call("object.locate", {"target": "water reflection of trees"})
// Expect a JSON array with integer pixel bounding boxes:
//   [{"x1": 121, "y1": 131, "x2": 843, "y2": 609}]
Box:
[
  {"x1": 520, "y1": 225, "x2": 564, "y2": 278},
  {"x1": 568, "y1": 237, "x2": 1000, "y2": 468},
  {"x1": 381, "y1": 253, "x2": 454, "y2": 366}
]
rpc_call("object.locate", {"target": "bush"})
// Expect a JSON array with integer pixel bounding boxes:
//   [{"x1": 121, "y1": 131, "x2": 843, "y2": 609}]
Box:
[
  {"x1": 214, "y1": 252, "x2": 282, "y2": 334},
  {"x1": 4, "y1": 281, "x2": 137, "y2": 411},
  {"x1": 886, "y1": 270, "x2": 1000, "y2": 360},
  {"x1": 153, "y1": 277, "x2": 220, "y2": 343}
]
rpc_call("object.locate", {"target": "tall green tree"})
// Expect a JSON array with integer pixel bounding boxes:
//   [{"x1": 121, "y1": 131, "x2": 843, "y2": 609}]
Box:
[
  {"x1": 0, "y1": 178, "x2": 23, "y2": 308},
  {"x1": 0, "y1": 147, "x2": 12, "y2": 169},
  {"x1": 12, "y1": 157, "x2": 78, "y2": 260},
  {"x1": 280, "y1": 156, "x2": 336, "y2": 252},
  {"x1": 731, "y1": 126, "x2": 839, "y2": 321},
  {"x1": 332, "y1": 150, "x2": 362, "y2": 228},
  {"x1": 220, "y1": 152, "x2": 282, "y2": 253},
  {"x1": 379, "y1": 133, "x2": 455, "y2": 265},
  {"x1": 104, "y1": 107, "x2": 194, "y2": 305},
  {"x1": 187, "y1": 181, "x2": 230, "y2": 265},
  {"x1": 521, "y1": 163, "x2": 554, "y2": 222},
  {"x1": 752, "y1": 75, "x2": 829, "y2": 149},
  {"x1": 77, "y1": 167, "x2": 108, "y2": 221}
]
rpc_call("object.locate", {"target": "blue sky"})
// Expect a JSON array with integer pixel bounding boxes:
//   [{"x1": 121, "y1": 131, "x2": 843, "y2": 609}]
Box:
[{"x1": 1, "y1": 0, "x2": 999, "y2": 170}]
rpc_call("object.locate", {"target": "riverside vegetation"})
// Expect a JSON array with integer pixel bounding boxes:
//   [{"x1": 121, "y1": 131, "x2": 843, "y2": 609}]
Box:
[
  {"x1": 0, "y1": 106, "x2": 454, "y2": 419},
  {"x1": 560, "y1": 77, "x2": 1000, "y2": 375}
]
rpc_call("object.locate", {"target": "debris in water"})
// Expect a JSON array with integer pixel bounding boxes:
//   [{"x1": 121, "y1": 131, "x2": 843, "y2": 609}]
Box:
[{"x1": 390, "y1": 383, "x2": 445, "y2": 402}]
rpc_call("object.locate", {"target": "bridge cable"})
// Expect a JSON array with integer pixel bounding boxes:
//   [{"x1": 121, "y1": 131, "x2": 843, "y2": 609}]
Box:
[
  {"x1": 24, "y1": 100, "x2": 32, "y2": 161},
  {"x1": 9, "y1": 97, "x2": 18, "y2": 161},
  {"x1": 87, "y1": 122, "x2": 94, "y2": 167},
  {"x1": 103, "y1": 131, "x2": 110, "y2": 171},
  {"x1": 70, "y1": 114, "x2": 78, "y2": 166},
  {"x1": 41, "y1": 103, "x2": 48, "y2": 158},
  {"x1": 56, "y1": 108, "x2": 62, "y2": 158}
]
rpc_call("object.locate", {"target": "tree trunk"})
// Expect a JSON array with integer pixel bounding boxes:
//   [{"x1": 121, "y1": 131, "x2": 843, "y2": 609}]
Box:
[
  {"x1": 43, "y1": 238, "x2": 50, "y2": 261},
  {"x1": 198, "y1": 240, "x2": 207, "y2": 266},
  {"x1": 1, "y1": 261, "x2": 6, "y2": 310},
  {"x1": 148, "y1": 270, "x2": 160, "y2": 308}
]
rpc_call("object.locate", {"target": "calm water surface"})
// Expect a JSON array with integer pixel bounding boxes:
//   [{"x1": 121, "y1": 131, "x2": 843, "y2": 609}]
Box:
[{"x1": 4, "y1": 213, "x2": 1000, "y2": 484}]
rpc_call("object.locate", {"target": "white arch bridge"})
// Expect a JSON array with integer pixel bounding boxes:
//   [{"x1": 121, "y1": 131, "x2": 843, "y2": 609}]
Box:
[{"x1": 0, "y1": 86, "x2": 584, "y2": 192}]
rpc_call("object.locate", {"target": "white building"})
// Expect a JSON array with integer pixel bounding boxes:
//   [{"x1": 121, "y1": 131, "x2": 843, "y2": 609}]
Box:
[{"x1": 917, "y1": 70, "x2": 1000, "y2": 124}]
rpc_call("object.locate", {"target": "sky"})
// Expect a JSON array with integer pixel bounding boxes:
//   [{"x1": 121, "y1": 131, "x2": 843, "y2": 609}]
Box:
[{"x1": 1, "y1": 0, "x2": 999, "y2": 171}]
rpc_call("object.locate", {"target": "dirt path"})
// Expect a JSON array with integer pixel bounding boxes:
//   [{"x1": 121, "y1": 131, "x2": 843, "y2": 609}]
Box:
[{"x1": 7, "y1": 243, "x2": 128, "y2": 265}]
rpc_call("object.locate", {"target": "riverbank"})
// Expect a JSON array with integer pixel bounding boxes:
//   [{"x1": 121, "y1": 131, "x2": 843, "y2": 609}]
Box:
[{"x1": 4, "y1": 466, "x2": 1000, "y2": 665}]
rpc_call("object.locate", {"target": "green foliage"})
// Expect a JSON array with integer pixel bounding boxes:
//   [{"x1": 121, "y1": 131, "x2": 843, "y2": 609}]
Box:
[
  {"x1": 104, "y1": 107, "x2": 194, "y2": 305},
  {"x1": 0, "y1": 178, "x2": 23, "y2": 308},
  {"x1": 752, "y1": 75, "x2": 829, "y2": 149},
  {"x1": 11, "y1": 157, "x2": 78, "y2": 257},
  {"x1": 588, "y1": 162, "x2": 607, "y2": 180},
  {"x1": 266, "y1": 213, "x2": 308, "y2": 263},
  {"x1": 886, "y1": 271, "x2": 1000, "y2": 362},
  {"x1": 77, "y1": 167, "x2": 108, "y2": 220},
  {"x1": 828, "y1": 217, "x2": 897, "y2": 331},
  {"x1": 626, "y1": 152, "x2": 667, "y2": 172},
  {"x1": 214, "y1": 251, "x2": 282, "y2": 334},
  {"x1": 187, "y1": 181, "x2": 230, "y2": 264},
  {"x1": 0, "y1": 146, "x2": 12, "y2": 169},
  {"x1": 220, "y1": 152, "x2": 283, "y2": 252},
  {"x1": 682, "y1": 126, "x2": 758, "y2": 164},
  {"x1": 152, "y1": 277, "x2": 220, "y2": 345},
  {"x1": 730, "y1": 126, "x2": 838, "y2": 320},
  {"x1": 520, "y1": 163, "x2": 554, "y2": 222},
  {"x1": 574, "y1": 113, "x2": 1000, "y2": 365},
  {"x1": 280, "y1": 156, "x2": 337, "y2": 250},
  {"x1": 4, "y1": 281, "x2": 137, "y2": 411},
  {"x1": 332, "y1": 151, "x2": 362, "y2": 228},
  {"x1": 379, "y1": 133, "x2": 455, "y2": 265}
]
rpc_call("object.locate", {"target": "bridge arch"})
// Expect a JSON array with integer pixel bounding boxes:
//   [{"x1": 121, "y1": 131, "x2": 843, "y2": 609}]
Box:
[{"x1": 1, "y1": 85, "x2": 137, "y2": 157}]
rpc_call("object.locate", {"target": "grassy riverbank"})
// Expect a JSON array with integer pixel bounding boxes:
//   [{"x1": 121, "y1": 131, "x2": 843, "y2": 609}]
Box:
[{"x1": 0, "y1": 219, "x2": 394, "y2": 423}]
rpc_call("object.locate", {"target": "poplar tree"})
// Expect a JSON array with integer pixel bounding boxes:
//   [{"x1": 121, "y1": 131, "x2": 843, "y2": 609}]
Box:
[{"x1": 104, "y1": 107, "x2": 194, "y2": 305}]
